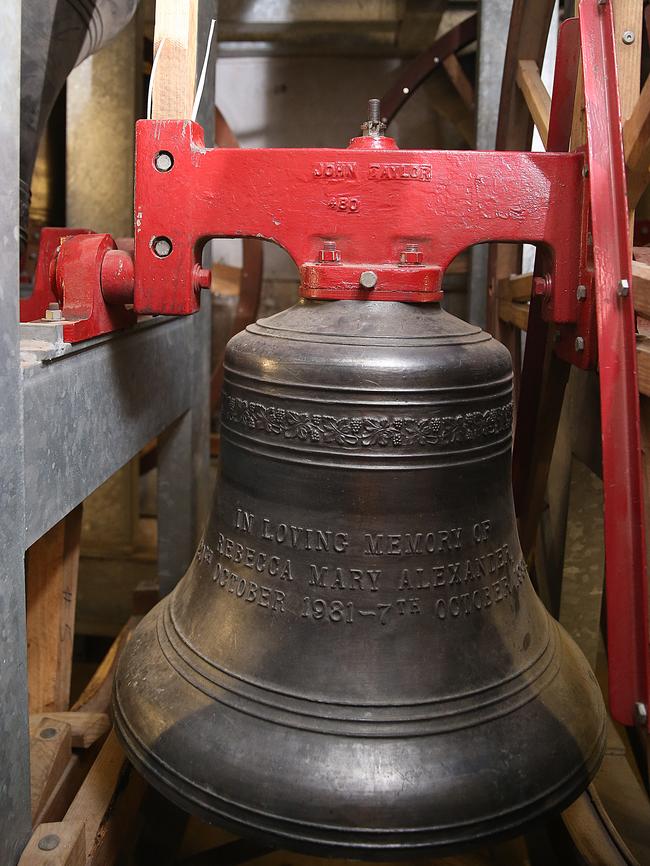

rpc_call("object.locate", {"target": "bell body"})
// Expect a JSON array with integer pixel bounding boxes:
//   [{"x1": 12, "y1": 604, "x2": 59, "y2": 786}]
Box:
[{"x1": 114, "y1": 300, "x2": 605, "y2": 858}]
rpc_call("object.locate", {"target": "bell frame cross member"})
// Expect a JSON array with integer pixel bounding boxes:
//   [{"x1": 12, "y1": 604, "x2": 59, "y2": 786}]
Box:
[{"x1": 29, "y1": 0, "x2": 647, "y2": 731}]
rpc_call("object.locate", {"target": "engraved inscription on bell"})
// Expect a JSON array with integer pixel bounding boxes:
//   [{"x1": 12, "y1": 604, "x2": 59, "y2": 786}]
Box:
[{"x1": 114, "y1": 299, "x2": 606, "y2": 859}]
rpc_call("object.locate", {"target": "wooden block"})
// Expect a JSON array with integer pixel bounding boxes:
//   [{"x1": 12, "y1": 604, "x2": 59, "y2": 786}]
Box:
[
  {"x1": 211, "y1": 263, "x2": 242, "y2": 297},
  {"x1": 18, "y1": 821, "x2": 85, "y2": 866},
  {"x1": 516, "y1": 59, "x2": 550, "y2": 148},
  {"x1": 30, "y1": 718, "x2": 73, "y2": 823},
  {"x1": 151, "y1": 0, "x2": 198, "y2": 120},
  {"x1": 27, "y1": 506, "x2": 83, "y2": 714},
  {"x1": 31, "y1": 713, "x2": 110, "y2": 750},
  {"x1": 632, "y1": 259, "x2": 650, "y2": 318}
]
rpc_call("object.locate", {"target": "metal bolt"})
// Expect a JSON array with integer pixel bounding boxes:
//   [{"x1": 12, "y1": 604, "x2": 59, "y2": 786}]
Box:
[
  {"x1": 359, "y1": 270, "x2": 378, "y2": 289},
  {"x1": 575, "y1": 336, "x2": 584, "y2": 352},
  {"x1": 617, "y1": 278, "x2": 630, "y2": 297},
  {"x1": 582, "y1": 164, "x2": 589, "y2": 178},
  {"x1": 40, "y1": 727, "x2": 58, "y2": 739},
  {"x1": 192, "y1": 264, "x2": 212, "y2": 291},
  {"x1": 362, "y1": 98, "x2": 386, "y2": 137},
  {"x1": 622, "y1": 30, "x2": 635, "y2": 44},
  {"x1": 576, "y1": 285, "x2": 587, "y2": 301},
  {"x1": 319, "y1": 241, "x2": 340, "y2": 263},
  {"x1": 45, "y1": 302, "x2": 62, "y2": 321},
  {"x1": 38, "y1": 835, "x2": 60, "y2": 852},
  {"x1": 154, "y1": 150, "x2": 174, "y2": 172},
  {"x1": 634, "y1": 702, "x2": 648, "y2": 726},
  {"x1": 399, "y1": 243, "x2": 423, "y2": 265},
  {"x1": 152, "y1": 236, "x2": 172, "y2": 258}
]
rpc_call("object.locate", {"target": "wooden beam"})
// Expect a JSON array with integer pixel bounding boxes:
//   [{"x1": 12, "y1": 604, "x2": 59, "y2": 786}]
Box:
[
  {"x1": 441, "y1": 52, "x2": 474, "y2": 111},
  {"x1": 497, "y1": 272, "x2": 533, "y2": 302},
  {"x1": 498, "y1": 300, "x2": 530, "y2": 332},
  {"x1": 65, "y1": 731, "x2": 126, "y2": 857},
  {"x1": 624, "y1": 75, "x2": 650, "y2": 210},
  {"x1": 151, "y1": 0, "x2": 198, "y2": 120},
  {"x1": 30, "y1": 718, "x2": 73, "y2": 822},
  {"x1": 70, "y1": 617, "x2": 139, "y2": 715},
  {"x1": 18, "y1": 822, "x2": 85, "y2": 866},
  {"x1": 31, "y1": 713, "x2": 110, "y2": 750},
  {"x1": 515, "y1": 59, "x2": 550, "y2": 148},
  {"x1": 637, "y1": 339, "x2": 650, "y2": 397},
  {"x1": 633, "y1": 258, "x2": 650, "y2": 319},
  {"x1": 26, "y1": 506, "x2": 82, "y2": 714}
]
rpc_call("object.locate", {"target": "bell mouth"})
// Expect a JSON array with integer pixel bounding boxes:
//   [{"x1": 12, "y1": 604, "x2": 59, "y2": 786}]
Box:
[{"x1": 114, "y1": 593, "x2": 606, "y2": 860}]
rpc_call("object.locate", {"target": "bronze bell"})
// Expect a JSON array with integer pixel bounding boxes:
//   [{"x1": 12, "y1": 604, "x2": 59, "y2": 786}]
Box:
[{"x1": 114, "y1": 299, "x2": 606, "y2": 858}]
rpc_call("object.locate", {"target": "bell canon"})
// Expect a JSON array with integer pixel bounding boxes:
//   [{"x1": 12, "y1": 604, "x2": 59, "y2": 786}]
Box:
[{"x1": 114, "y1": 299, "x2": 606, "y2": 858}]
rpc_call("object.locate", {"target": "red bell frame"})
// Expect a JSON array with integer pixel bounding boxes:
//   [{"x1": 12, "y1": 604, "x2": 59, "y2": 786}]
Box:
[{"x1": 21, "y1": 0, "x2": 648, "y2": 732}]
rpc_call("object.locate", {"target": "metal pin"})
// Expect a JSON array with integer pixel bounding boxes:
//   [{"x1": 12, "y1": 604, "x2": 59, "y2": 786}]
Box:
[{"x1": 360, "y1": 271, "x2": 378, "y2": 289}]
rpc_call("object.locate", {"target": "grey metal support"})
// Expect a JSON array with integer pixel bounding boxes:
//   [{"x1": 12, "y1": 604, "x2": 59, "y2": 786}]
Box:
[
  {"x1": 468, "y1": 0, "x2": 513, "y2": 327},
  {"x1": 0, "y1": 2, "x2": 32, "y2": 862}
]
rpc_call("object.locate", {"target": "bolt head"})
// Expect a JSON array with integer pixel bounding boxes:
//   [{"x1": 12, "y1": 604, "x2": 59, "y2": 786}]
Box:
[
  {"x1": 576, "y1": 284, "x2": 587, "y2": 301},
  {"x1": 617, "y1": 278, "x2": 630, "y2": 297},
  {"x1": 634, "y1": 702, "x2": 648, "y2": 726},
  {"x1": 575, "y1": 336, "x2": 585, "y2": 352},
  {"x1": 623, "y1": 30, "x2": 635, "y2": 44},
  {"x1": 40, "y1": 727, "x2": 58, "y2": 739},
  {"x1": 359, "y1": 270, "x2": 378, "y2": 289},
  {"x1": 152, "y1": 236, "x2": 172, "y2": 258},
  {"x1": 38, "y1": 835, "x2": 60, "y2": 852},
  {"x1": 154, "y1": 150, "x2": 173, "y2": 172}
]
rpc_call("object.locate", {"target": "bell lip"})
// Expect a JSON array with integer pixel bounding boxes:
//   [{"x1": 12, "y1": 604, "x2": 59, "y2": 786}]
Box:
[{"x1": 113, "y1": 672, "x2": 607, "y2": 860}]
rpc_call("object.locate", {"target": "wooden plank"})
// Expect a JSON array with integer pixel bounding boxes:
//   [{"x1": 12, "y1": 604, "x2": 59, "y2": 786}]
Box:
[
  {"x1": 499, "y1": 300, "x2": 530, "y2": 331},
  {"x1": 31, "y1": 713, "x2": 110, "y2": 750},
  {"x1": 151, "y1": 0, "x2": 198, "y2": 120},
  {"x1": 18, "y1": 821, "x2": 85, "y2": 866},
  {"x1": 637, "y1": 339, "x2": 650, "y2": 398},
  {"x1": 632, "y1": 259, "x2": 650, "y2": 319},
  {"x1": 65, "y1": 731, "x2": 125, "y2": 856},
  {"x1": 624, "y1": 75, "x2": 650, "y2": 209},
  {"x1": 30, "y1": 718, "x2": 73, "y2": 822},
  {"x1": 497, "y1": 271, "x2": 533, "y2": 302},
  {"x1": 516, "y1": 59, "x2": 550, "y2": 148},
  {"x1": 27, "y1": 506, "x2": 83, "y2": 714},
  {"x1": 441, "y1": 52, "x2": 474, "y2": 111},
  {"x1": 71, "y1": 617, "x2": 139, "y2": 715}
]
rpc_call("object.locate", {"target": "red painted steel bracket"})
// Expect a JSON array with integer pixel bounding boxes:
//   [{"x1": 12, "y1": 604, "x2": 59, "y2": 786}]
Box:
[
  {"x1": 20, "y1": 227, "x2": 136, "y2": 343},
  {"x1": 133, "y1": 121, "x2": 586, "y2": 315},
  {"x1": 580, "y1": 0, "x2": 650, "y2": 730}
]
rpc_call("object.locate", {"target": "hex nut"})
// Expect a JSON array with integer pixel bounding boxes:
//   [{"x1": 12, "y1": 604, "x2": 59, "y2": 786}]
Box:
[
  {"x1": 575, "y1": 336, "x2": 585, "y2": 352},
  {"x1": 576, "y1": 285, "x2": 587, "y2": 301}
]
